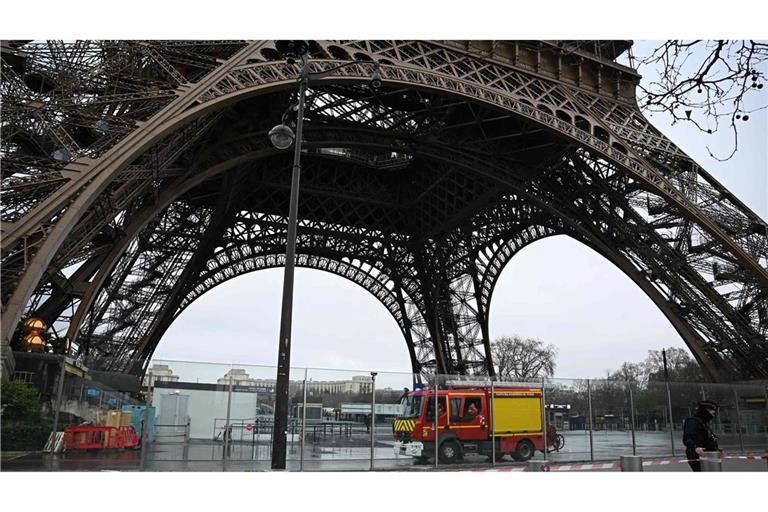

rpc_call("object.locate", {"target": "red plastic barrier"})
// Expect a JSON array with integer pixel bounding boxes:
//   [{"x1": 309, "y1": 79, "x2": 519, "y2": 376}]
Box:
[{"x1": 63, "y1": 426, "x2": 139, "y2": 450}]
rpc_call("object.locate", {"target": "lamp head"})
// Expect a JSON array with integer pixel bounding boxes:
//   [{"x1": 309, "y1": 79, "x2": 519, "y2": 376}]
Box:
[{"x1": 268, "y1": 123, "x2": 295, "y2": 150}]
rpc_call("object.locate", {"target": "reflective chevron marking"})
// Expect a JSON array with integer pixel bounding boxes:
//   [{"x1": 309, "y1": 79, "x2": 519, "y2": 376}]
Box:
[{"x1": 394, "y1": 419, "x2": 415, "y2": 431}]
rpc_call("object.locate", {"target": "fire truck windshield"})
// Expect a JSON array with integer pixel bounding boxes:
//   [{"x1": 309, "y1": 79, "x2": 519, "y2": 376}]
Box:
[{"x1": 399, "y1": 395, "x2": 423, "y2": 418}]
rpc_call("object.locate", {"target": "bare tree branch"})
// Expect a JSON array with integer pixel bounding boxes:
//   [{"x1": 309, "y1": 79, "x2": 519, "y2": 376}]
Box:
[
  {"x1": 491, "y1": 335, "x2": 558, "y2": 381},
  {"x1": 608, "y1": 346, "x2": 703, "y2": 384},
  {"x1": 635, "y1": 40, "x2": 767, "y2": 161}
]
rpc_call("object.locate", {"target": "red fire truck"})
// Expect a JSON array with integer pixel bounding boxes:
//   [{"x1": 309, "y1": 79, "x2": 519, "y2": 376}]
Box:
[{"x1": 392, "y1": 382, "x2": 546, "y2": 463}]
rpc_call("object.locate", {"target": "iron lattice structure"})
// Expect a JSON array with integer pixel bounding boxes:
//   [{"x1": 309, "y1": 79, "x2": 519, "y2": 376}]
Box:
[{"x1": 1, "y1": 40, "x2": 766, "y2": 382}]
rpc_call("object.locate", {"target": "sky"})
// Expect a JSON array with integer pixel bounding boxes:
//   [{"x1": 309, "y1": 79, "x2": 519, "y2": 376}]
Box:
[{"x1": 151, "y1": 41, "x2": 767, "y2": 381}]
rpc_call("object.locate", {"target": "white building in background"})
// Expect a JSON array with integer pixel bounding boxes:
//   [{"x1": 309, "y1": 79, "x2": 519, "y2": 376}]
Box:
[
  {"x1": 143, "y1": 364, "x2": 180, "y2": 386},
  {"x1": 215, "y1": 369, "x2": 373, "y2": 395},
  {"x1": 217, "y1": 368, "x2": 260, "y2": 386},
  {"x1": 307, "y1": 375, "x2": 373, "y2": 395}
]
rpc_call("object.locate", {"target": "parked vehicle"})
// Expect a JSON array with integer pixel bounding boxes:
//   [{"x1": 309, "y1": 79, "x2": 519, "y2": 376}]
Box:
[{"x1": 392, "y1": 383, "x2": 545, "y2": 463}]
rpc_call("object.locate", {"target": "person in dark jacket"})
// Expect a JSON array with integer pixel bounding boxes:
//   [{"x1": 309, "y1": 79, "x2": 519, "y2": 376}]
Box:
[{"x1": 682, "y1": 400, "x2": 720, "y2": 472}]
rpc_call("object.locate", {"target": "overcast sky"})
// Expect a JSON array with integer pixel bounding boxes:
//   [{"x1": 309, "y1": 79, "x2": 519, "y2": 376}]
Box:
[{"x1": 152, "y1": 41, "x2": 767, "y2": 381}]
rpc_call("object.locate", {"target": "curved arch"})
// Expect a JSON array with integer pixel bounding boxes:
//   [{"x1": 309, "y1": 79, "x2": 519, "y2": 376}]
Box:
[
  {"x1": 5, "y1": 42, "x2": 765, "y2": 348},
  {"x1": 482, "y1": 231, "x2": 727, "y2": 380},
  {"x1": 476, "y1": 226, "x2": 561, "y2": 315},
  {"x1": 138, "y1": 251, "x2": 424, "y2": 375},
  {"x1": 178, "y1": 252, "x2": 404, "y2": 327}
]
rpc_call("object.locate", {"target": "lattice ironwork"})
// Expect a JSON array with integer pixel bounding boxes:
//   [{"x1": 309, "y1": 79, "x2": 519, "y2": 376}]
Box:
[{"x1": 2, "y1": 40, "x2": 766, "y2": 382}]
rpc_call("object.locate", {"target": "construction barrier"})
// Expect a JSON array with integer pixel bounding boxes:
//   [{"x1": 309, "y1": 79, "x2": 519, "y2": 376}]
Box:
[{"x1": 63, "y1": 426, "x2": 140, "y2": 450}]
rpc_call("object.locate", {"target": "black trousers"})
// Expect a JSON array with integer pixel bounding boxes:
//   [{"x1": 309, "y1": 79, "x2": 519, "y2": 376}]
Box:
[{"x1": 687, "y1": 451, "x2": 701, "y2": 472}]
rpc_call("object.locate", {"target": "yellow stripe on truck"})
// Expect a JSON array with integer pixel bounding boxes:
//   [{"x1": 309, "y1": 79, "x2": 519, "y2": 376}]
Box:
[{"x1": 394, "y1": 419, "x2": 414, "y2": 431}]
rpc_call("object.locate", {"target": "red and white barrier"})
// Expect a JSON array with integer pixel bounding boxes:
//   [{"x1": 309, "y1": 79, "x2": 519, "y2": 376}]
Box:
[
  {"x1": 723, "y1": 454, "x2": 768, "y2": 461},
  {"x1": 642, "y1": 453, "x2": 767, "y2": 466},
  {"x1": 469, "y1": 453, "x2": 767, "y2": 472},
  {"x1": 643, "y1": 457, "x2": 692, "y2": 466},
  {"x1": 547, "y1": 462, "x2": 619, "y2": 471},
  {"x1": 473, "y1": 467, "x2": 526, "y2": 472}
]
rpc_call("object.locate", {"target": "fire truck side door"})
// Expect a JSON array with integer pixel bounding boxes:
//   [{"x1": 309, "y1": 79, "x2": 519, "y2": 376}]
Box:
[
  {"x1": 451, "y1": 394, "x2": 487, "y2": 442},
  {"x1": 425, "y1": 396, "x2": 447, "y2": 436}
]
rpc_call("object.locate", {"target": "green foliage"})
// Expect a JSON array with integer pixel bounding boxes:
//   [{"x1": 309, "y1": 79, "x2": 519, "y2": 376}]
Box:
[
  {"x1": 1, "y1": 379, "x2": 42, "y2": 424},
  {"x1": 0, "y1": 425, "x2": 52, "y2": 451},
  {"x1": 1, "y1": 380, "x2": 52, "y2": 452}
]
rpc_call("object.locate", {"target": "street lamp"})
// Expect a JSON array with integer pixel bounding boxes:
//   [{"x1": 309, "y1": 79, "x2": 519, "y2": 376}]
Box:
[
  {"x1": 270, "y1": 41, "x2": 382, "y2": 470},
  {"x1": 268, "y1": 123, "x2": 295, "y2": 150}
]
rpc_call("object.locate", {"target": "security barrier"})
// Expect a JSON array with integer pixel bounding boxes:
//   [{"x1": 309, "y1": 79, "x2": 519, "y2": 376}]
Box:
[
  {"x1": 472, "y1": 452, "x2": 768, "y2": 472},
  {"x1": 10, "y1": 359, "x2": 766, "y2": 472},
  {"x1": 63, "y1": 426, "x2": 139, "y2": 450}
]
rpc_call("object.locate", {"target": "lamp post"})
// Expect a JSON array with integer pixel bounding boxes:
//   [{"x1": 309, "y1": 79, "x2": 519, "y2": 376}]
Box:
[{"x1": 269, "y1": 41, "x2": 381, "y2": 470}]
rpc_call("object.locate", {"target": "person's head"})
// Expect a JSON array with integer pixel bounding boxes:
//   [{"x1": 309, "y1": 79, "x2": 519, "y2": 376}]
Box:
[{"x1": 696, "y1": 400, "x2": 718, "y2": 421}]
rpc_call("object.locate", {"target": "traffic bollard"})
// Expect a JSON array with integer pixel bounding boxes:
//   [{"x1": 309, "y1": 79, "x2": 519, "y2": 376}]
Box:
[
  {"x1": 527, "y1": 460, "x2": 549, "y2": 472},
  {"x1": 701, "y1": 451, "x2": 722, "y2": 472},
  {"x1": 620, "y1": 455, "x2": 643, "y2": 472}
]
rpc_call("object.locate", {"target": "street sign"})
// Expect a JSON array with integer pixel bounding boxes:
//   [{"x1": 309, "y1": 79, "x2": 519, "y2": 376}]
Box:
[{"x1": 246, "y1": 423, "x2": 253, "y2": 432}]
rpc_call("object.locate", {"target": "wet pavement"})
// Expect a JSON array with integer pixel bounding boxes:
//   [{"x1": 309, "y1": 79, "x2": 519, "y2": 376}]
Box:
[{"x1": 2, "y1": 429, "x2": 765, "y2": 472}]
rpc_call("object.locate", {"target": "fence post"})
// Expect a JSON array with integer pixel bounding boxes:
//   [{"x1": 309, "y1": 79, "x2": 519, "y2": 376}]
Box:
[
  {"x1": 665, "y1": 380, "x2": 676, "y2": 457},
  {"x1": 300, "y1": 368, "x2": 308, "y2": 471},
  {"x1": 269, "y1": 411, "x2": 273, "y2": 458},
  {"x1": 490, "y1": 378, "x2": 495, "y2": 466},
  {"x1": 183, "y1": 418, "x2": 190, "y2": 461},
  {"x1": 628, "y1": 381, "x2": 637, "y2": 456},
  {"x1": 541, "y1": 377, "x2": 548, "y2": 458},
  {"x1": 731, "y1": 386, "x2": 744, "y2": 455},
  {"x1": 223, "y1": 375, "x2": 233, "y2": 471},
  {"x1": 620, "y1": 455, "x2": 643, "y2": 472},
  {"x1": 49, "y1": 356, "x2": 67, "y2": 464},
  {"x1": 764, "y1": 385, "x2": 768, "y2": 453},
  {"x1": 587, "y1": 379, "x2": 594, "y2": 462},
  {"x1": 434, "y1": 376, "x2": 439, "y2": 470},
  {"x1": 370, "y1": 372, "x2": 377, "y2": 471},
  {"x1": 140, "y1": 372, "x2": 153, "y2": 471}
]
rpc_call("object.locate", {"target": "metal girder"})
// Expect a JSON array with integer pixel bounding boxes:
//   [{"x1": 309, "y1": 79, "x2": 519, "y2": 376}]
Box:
[{"x1": 2, "y1": 40, "x2": 766, "y2": 382}]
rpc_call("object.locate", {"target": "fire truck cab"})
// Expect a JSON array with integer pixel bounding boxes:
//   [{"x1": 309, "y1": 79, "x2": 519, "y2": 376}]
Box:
[{"x1": 392, "y1": 383, "x2": 545, "y2": 463}]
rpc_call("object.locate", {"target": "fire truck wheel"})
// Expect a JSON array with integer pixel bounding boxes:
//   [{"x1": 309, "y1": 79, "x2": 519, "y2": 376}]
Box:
[
  {"x1": 513, "y1": 439, "x2": 535, "y2": 461},
  {"x1": 438, "y1": 440, "x2": 463, "y2": 463}
]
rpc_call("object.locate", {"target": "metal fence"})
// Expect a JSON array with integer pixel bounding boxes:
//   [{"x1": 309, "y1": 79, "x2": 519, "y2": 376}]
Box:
[{"x1": 10, "y1": 358, "x2": 766, "y2": 472}]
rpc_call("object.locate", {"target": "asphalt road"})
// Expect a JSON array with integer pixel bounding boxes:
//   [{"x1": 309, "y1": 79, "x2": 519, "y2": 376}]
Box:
[{"x1": 2, "y1": 427, "x2": 765, "y2": 472}]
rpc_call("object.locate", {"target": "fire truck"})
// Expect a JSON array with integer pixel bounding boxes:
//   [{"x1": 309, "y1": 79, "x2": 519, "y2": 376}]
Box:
[{"x1": 392, "y1": 382, "x2": 546, "y2": 463}]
